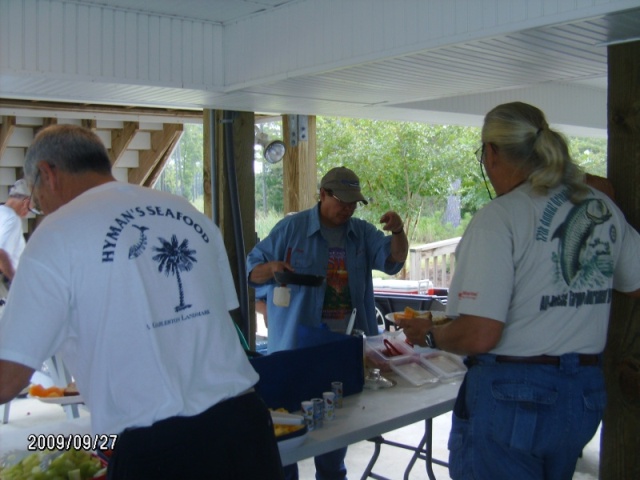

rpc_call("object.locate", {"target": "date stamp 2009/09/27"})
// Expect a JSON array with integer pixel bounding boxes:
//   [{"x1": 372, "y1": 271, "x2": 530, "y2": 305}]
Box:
[{"x1": 27, "y1": 434, "x2": 117, "y2": 451}]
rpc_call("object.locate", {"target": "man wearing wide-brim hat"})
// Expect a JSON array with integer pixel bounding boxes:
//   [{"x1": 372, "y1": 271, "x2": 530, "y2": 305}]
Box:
[{"x1": 247, "y1": 166, "x2": 409, "y2": 480}]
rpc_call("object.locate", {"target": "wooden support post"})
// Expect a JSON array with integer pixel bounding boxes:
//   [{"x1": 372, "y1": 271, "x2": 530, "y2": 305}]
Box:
[
  {"x1": 282, "y1": 115, "x2": 317, "y2": 213},
  {"x1": 601, "y1": 40, "x2": 640, "y2": 480},
  {"x1": 203, "y1": 110, "x2": 214, "y2": 222},
  {"x1": 206, "y1": 110, "x2": 256, "y2": 347}
]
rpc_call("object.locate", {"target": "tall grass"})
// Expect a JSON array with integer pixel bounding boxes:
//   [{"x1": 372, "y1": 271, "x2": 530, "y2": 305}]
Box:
[{"x1": 255, "y1": 210, "x2": 283, "y2": 242}]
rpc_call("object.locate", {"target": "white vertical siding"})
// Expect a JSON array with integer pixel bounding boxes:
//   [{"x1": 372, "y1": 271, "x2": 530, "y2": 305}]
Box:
[
  {"x1": 0, "y1": 0, "x2": 222, "y2": 89},
  {"x1": 116, "y1": 150, "x2": 139, "y2": 168},
  {"x1": 0, "y1": 0, "x2": 631, "y2": 129},
  {"x1": 112, "y1": 167, "x2": 129, "y2": 183},
  {"x1": 0, "y1": 167, "x2": 18, "y2": 186},
  {"x1": 0, "y1": 148, "x2": 25, "y2": 167},
  {"x1": 6, "y1": 127, "x2": 34, "y2": 147}
]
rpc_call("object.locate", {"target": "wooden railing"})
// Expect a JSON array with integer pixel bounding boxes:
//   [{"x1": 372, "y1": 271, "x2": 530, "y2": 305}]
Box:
[{"x1": 409, "y1": 237, "x2": 461, "y2": 287}]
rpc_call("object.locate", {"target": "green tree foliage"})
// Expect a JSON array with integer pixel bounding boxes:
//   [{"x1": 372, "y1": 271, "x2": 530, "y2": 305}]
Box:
[
  {"x1": 315, "y1": 118, "x2": 607, "y2": 239},
  {"x1": 568, "y1": 136, "x2": 608, "y2": 177},
  {"x1": 255, "y1": 122, "x2": 285, "y2": 216},
  {"x1": 316, "y1": 117, "x2": 481, "y2": 240},
  {"x1": 155, "y1": 124, "x2": 203, "y2": 203},
  {"x1": 154, "y1": 118, "x2": 607, "y2": 246}
]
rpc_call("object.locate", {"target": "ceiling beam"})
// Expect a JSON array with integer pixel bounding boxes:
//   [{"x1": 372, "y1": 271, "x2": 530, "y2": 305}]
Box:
[
  {"x1": 82, "y1": 119, "x2": 97, "y2": 130},
  {"x1": 0, "y1": 99, "x2": 202, "y2": 121}
]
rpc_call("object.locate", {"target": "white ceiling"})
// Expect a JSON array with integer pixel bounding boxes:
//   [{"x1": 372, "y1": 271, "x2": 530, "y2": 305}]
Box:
[
  {"x1": 73, "y1": 0, "x2": 301, "y2": 24},
  {"x1": 2, "y1": 0, "x2": 640, "y2": 137}
]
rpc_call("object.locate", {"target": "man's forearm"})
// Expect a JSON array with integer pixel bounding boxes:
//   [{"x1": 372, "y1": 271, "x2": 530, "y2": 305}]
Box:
[
  {"x1": 0, "y1": 249, "x2": 15, "y2": 281},
  {"x1": 0, "y1": 360, "x2": 34, "y2": 404},
  {"x1": 390, "y1": 230, "x2": 409, "y2": 263}
]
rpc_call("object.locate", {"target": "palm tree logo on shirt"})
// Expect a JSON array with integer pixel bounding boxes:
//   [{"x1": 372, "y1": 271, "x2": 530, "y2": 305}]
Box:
[{"x1": 152, "y1": 235, "x2": 197, "y2": 312}]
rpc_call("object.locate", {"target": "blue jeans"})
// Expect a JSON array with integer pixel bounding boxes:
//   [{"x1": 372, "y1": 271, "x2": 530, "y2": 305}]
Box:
[
  {"x1": 448, "y1": 354, "x2": 605, "y2": 480},
  {"x1": 283, "y1": 447, "x2": 348, "y2": 480}
]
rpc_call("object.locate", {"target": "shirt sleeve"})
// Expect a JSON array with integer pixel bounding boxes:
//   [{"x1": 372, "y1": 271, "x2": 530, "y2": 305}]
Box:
[
  {"x1": 0, "y1": 238, "x2": 70, "y2": 370},
  {"x1": 359, "y1": 220, "x2": 403, "y2": 275},
  {"x1": 246, "y1": 217, "x2": 291, "y2": 287},
  {"x1": 446, "y1": 208, "x2": 514, "y2": 323}
]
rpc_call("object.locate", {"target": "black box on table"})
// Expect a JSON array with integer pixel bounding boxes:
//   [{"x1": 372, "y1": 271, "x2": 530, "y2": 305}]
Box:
[{"x1": 249, "y1": 326, "x2": 364, "y2": 412}]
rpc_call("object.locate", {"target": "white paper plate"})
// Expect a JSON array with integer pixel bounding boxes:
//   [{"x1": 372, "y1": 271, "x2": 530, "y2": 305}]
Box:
[
  {"x1": 384, "y1": 311, "x2": 422, "y2": 324},
  {"x1": 385, "y1": 310, "x2": 446, "y2": 324},
  {"x1": 31, "y1": 395, "x2": 84, "y2": 405},
  {"x1": 277, "y1": 428, "x2": 308, "y2": 453},
  {"x1": 271, "y1": 411, "x2": 304, "y2": 425}
]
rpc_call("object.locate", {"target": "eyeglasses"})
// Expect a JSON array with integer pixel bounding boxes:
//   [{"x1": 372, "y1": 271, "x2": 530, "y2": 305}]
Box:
[
  {"x1": 28, "y1": 170, "x2": 43, "y2": 215},
  {"x1": 327, "y1": 191, "x2": 358, "y2": 209},
  {"x1": 475, "y1": 144, "x2": 486, "y2": 164},
  {"x1": 475, "y1": 144, "x2": 493, "y2": 200}
]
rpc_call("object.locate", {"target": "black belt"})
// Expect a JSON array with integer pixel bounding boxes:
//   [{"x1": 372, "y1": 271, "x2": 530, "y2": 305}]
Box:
[{"x1": 495, "y1": 354, "x2": 600, "y2": 366}]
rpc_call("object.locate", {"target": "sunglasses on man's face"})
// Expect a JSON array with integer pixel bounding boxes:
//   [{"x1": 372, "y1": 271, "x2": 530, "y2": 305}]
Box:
[{"x1": 28, "y1": 170, "x2": 43, "y2": 215}]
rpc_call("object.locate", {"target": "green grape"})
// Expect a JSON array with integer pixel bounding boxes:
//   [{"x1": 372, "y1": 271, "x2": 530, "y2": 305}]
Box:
[{"x1": 0, "y1": 450, "x2": 103, "y2": 480}]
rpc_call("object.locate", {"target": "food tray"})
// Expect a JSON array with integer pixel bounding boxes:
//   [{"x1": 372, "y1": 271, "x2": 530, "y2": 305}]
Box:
[
  {"x1": 419, "y1": 352, "x2": 467, "y2": 380},
  {"x1": 389, "y1": 356, "x2": 439, "y2": 387},
  {"x1": 364, "y1": 334, "x2": 414, "y2": 373}
]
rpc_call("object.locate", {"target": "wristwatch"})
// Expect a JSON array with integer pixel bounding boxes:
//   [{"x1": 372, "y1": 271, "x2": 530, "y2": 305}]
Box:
[{"x1": 424, "y1": 330, "x2": 437, "y2": 349}]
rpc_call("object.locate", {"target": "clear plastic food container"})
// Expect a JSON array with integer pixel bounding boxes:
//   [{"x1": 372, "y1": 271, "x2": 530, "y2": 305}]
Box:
[
  {"x1": 419, "y1": 352, "x2": 467, "y2": 381},
  {"x1": 389, "y1": 356, "x2": 440, "y2": 387},
  {"x1": 364, "y1": 334, "x2": 414, "y2": 372}
]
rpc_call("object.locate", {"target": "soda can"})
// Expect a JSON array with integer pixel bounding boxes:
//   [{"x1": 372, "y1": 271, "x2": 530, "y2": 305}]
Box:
[
  {"x1": 311, "y1": 397, "x2": 324, "y2": 428},
  {"x1": 323, "y1": 391, "x2": 335, "y2": 421},
  {"x1": 331, "y1": 381, "x2": 343, "y2": 408},
  {"x1": 301, "y1": 400, "x2": 315, "y2": 431}
]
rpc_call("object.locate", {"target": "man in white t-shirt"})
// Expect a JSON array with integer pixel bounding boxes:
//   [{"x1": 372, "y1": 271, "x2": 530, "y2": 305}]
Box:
[
  {"x1": 0, "y1": 179, "x2": 31, "y2": 307},
  {"x1": 0, "y1": 125, "x2": 284, "y2": 479},
  {"x1": 398, "y1": 102, "x2": 640, "y2": 480}
]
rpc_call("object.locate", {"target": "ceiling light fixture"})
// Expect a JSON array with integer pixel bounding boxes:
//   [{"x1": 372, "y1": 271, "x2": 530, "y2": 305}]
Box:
[{"x1": 263, "y1": 140, "x2": 286, "y2": 164}]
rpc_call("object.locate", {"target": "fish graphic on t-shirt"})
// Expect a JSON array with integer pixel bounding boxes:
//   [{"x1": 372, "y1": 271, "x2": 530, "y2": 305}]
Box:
[
  {"x1": 552, "y1": 199, "x2": 611, "y2": 286},
  {"x1": 128, "y1": 224, "x2": 150, "y2": 259}
]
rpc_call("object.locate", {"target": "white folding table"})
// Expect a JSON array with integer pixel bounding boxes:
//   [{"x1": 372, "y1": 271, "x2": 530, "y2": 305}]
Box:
[{"x1": 279, "y1": 378, "x2": 460, "y2": 479}]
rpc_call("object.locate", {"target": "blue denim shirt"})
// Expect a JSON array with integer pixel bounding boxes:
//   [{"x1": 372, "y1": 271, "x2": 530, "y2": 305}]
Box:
[{"x1": 247, "y1": 204, "x2": 403, "y2": 353}]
